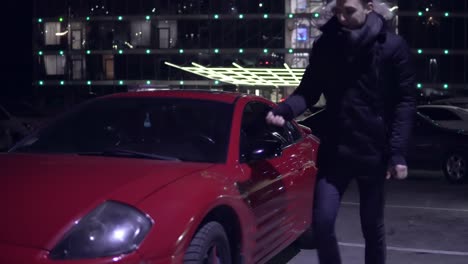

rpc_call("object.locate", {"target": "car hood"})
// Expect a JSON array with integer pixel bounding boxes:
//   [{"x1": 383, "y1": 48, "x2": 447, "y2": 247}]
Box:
[{"x1": 0, "y1": 153, "x2": 213, "y2": 250}]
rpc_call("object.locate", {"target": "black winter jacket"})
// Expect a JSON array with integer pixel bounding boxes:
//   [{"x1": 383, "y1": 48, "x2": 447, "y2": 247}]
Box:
[{"x1": 273, "y1": 13, "x2": 416, "y2": 170}]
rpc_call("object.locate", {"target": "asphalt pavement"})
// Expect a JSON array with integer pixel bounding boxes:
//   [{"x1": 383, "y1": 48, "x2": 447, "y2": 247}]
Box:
[{"x1": 270, "y1": 170, "x2": 468, "y2": 264}]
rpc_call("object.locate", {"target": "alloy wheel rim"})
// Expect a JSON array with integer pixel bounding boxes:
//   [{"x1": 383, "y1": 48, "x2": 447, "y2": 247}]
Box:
[{"x1": 447, "y1": 154, "x2": 467, "y2": 180}]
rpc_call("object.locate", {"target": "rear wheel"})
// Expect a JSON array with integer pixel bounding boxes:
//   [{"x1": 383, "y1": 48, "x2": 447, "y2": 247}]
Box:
[
  {"x1": 184, "y1": 221, "x2": 231, "y2": 264},
  {"x1": 443, "y1": 152, "x2": 467, "y2": 184}
]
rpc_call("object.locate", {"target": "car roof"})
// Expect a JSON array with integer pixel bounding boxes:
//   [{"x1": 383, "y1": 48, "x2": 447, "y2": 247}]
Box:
[
  {"x1": 417, "y1": 104, "x2": 466, "y2": 111},
  {"x1": 418, "y1": 104, "x2": 468, "y2": 119},
  {"x1": 104, "y1": 89, "x2": 263, "y2": 104}
]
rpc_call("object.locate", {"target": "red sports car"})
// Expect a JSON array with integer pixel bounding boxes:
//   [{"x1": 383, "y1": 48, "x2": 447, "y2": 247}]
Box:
[{"x1": 1, "y1": 90, "x2": 319, "y2": 264}]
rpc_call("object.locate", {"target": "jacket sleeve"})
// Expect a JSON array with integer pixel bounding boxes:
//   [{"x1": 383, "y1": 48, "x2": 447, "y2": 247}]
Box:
[
  {"x1": 271, "y1": 38, "x2": 324, "y2": 121},
  {"x1": 389, "y1": 38, "x2": 417, "y2": 166}
]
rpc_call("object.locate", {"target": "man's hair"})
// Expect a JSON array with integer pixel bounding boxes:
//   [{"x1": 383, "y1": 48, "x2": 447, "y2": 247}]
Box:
[{"x1": 315, "y1": 0, "x2": 395, "y2": 27}]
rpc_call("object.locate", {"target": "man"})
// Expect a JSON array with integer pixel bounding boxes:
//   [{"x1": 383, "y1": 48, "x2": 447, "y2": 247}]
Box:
[{"x1": 266, "y1": 0, "x2": 416, "y2": 263}]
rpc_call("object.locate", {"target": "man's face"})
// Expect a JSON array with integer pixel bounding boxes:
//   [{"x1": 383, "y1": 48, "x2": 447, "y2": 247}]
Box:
[{"x1": 334, "y1": 0, "x2": 373, "y2": 29}]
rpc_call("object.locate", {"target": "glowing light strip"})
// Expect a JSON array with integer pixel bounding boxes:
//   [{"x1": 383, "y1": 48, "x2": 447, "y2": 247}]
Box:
[
  {"x1": 164, "y1": 62, "x2": 305, "y2": 86},
  {"x1": 268, "y1": 69, "x2": 283, "y2": 88},
  {"x1": 191, "y1": 62, "x2": 240, "y2": 85},
  {"x1": 232, "y1": 62, "x2": 278, "y2": 87},
  {"x1": 55, "y1": 30, "x2": 69, "y2": 36},
  {"x1": 283, "y1": 63, "x2": 301, "y2": 83}
]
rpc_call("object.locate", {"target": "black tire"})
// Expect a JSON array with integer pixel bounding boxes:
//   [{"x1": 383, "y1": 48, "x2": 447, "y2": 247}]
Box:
[
  {"x1": 184, "y1": 221, "x2": 232, "y2": 264},
  {"x1": 442, "y1": 152, "x2": 467, "y2": 184}
]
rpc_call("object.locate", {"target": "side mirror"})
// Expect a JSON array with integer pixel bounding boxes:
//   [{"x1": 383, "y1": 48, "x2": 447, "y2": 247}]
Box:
[{"x1": 247, "y1": 139, "x2": 282, "y2": 161}]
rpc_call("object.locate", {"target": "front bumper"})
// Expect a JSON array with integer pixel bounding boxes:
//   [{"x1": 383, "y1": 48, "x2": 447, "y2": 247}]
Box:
[
  {"x1": 0, "y1": 242, "x2": 184, "y2": 264},
  {"x1": 0, "y1": 242, "x2": 143, "y2": 264}
]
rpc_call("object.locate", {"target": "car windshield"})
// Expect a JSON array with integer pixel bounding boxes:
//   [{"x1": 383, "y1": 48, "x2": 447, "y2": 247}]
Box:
[{"x1": 11, "y1": 97, "x2": 233, "y2": 163}]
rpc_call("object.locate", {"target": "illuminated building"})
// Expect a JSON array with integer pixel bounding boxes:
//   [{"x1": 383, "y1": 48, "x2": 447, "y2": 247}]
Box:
[{"x1": 33, "y1": 0, "x2": 468, "y2": 105}]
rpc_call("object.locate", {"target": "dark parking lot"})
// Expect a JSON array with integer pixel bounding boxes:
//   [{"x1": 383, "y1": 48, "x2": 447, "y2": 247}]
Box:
[{"x1": 271, "y1": 170, "x2": 468, "y2": 264}]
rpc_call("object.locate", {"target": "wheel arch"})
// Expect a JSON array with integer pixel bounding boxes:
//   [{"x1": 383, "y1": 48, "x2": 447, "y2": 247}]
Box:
[{"x1": 196, "y1": 205, "x2": 244, "y2": 264}]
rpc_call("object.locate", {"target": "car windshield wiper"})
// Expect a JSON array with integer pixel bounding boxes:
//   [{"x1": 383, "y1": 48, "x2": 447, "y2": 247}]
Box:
[{"x1": 78, "y1": 148, "x2": 180, "y2": 161}]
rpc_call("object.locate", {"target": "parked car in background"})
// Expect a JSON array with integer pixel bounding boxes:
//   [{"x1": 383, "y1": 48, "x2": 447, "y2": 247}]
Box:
[
  {"x1": 409, "y1": 112, "x2": 468, "y2": 184},
  {"x1": 298, "y1": 108, "x2": 468, "y2": 184},
  {"x1": 1, "y1": 90, "x2": 320, "y2": 263},
  {"x1": 417, "y1": 105, "x2": 468, "y2": 131},
  {"x1": 431, "y1": 97, "x2": 468, "y2": 109},
  {"x1": 0, "y1": 101, "x2": 46, "y2": 151}
]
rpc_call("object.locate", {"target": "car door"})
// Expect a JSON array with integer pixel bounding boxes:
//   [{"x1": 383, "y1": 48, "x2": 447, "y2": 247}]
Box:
[
  {"x1": 407, "y1": 114, "x2": 444, "y2": 169},
  {"x1": 236, "y1": 101, "x2": 304, "y2": 262},
  {"x1": 282, "y1": 120, "x2": 317, "y2": 231}
]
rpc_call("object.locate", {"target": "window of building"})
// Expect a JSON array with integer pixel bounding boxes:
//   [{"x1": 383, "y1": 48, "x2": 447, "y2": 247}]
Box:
[
  {"x1": 103, "y1": 55, "x2": 115, "y2": 80},
  {"x1": 297, "y1": 26, "x2": 308, "y2": 41},
  {"x1": 296, "y1": 0, "x2": 307, "y2": 12},
  {"x1": 158, "y1": 28, "x2": 170, "y2": 48},
  {"x1": 71, "y1": 30, "x2": 82, "y2": 50},
  {"x1": 70, "y1": 22, "x2": 85, "y2": 50},
  {"x1": 44, "y1": 22, "x2": 62, "y2": 45},
  {"x1": 44, "y1": 55, "x2": 66, "y2": 75},
  {"x1": 72, "y1": 55, "x2": 85, "y2": 80},
  {"x1": 131, "y1": 21, "x2": 151, "y2": 47}
]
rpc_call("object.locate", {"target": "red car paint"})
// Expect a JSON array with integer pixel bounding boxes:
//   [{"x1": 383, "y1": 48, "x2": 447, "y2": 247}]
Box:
[{"x1": 0, "y1": 91, "x2": 319, "y2": 264}]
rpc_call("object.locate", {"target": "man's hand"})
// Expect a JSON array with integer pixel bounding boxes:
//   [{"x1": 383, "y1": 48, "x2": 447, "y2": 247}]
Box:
[
  {"x1": 266, "y1": 111, "x2": 285, "y2": 127},
  {"x1": 386, "y1": 164, "x2": 408, "y2": 180}
]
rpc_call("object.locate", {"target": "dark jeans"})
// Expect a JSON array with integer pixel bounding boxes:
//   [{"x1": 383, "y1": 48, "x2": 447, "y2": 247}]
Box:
[{"x1": 313, "y1": 164, "x2": 386, "y2": 264}]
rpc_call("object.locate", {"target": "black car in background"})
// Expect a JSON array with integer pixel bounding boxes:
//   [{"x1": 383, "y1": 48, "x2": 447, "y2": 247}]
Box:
[
  {"x1": 298, "y1": 109, "x2": 468, "y2": 184},
  {"x1": 431, "y1": 97, "x2": 468, "y2": 109},
  {"x1": 0, "y1": 101, "x2": 46, "y2": 151}
]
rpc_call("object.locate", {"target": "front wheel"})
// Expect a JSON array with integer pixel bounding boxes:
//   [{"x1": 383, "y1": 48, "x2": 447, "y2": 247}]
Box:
[
  {"x1": 443, "y1": 152, "x2": 467, "y2": 184},
  {"x1": 184, "y1": 221, "x2": 231, "y2": 264}
]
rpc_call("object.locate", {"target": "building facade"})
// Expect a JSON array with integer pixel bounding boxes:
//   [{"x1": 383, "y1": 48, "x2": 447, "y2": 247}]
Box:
[
  {"x1": 32, "y1": 0, "x2": 468, "y2": 112},
  {"x1": 399, "y1": 1, "x2": 468, "y2": 99}
]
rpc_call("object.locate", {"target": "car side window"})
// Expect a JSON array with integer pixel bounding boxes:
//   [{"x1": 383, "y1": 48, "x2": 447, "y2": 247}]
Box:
[
  {"x1": 414, "y1": 114, "x2": 435, "y2": 134},
  {"x1": 240, "y1": 102, "x2": 293, "y2": 160},
  {"x1": 418, "y1": 108, "x2": 461, "y2": 121}
]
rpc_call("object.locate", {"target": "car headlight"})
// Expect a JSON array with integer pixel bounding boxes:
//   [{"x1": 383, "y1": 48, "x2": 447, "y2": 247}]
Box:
[{"x1": 50, "y1": 201, "x2": 153, "y2": 260}]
